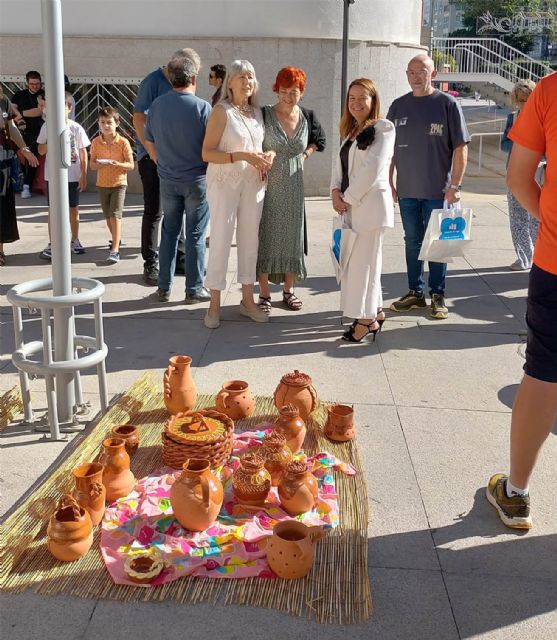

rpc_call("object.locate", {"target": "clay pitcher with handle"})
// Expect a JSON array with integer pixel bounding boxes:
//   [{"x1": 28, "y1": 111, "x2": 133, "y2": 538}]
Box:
[
  {"x1": 215, "y1": 380, "x2": 254, "y2": 421},
  {"x1": 72, "y1": 462, "x2": 106, "y2": 525},
  {"x1": 266, "y1": 521, "x2": 326, "y2": 578},
  {"x1": 163, "y1": 355, "x2": 197, "y2": 415}
]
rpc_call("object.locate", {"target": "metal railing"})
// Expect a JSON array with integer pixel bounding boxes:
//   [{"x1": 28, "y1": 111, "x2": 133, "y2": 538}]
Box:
[{"x1": 470, "y1": 132, "x2": 505, "y2": 174}]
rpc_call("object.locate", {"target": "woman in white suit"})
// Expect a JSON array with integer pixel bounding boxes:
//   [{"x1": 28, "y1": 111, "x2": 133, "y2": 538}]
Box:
[{"x1": 331, "y1": 78, "x2": 395, "y2": 342}]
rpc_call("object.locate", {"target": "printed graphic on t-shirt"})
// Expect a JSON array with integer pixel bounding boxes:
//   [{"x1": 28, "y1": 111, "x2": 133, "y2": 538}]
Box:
[
  {"x1": 394, "y1": 117, "x2": 408, "y2": 127},
  {"x1": 70, "y1": 129, "x2": 78, "y2": 164},
  {"x1": 429, "y1": 123, "x2": 444, "y2": 136}
]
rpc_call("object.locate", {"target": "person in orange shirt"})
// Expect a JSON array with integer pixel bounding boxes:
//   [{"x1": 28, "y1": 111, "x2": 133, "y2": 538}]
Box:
[
  {"x1": 486, "y1": 72, "x2": 557, "y2": 530},
  {"x1": 89, "y1": 107, "x2": 134, "y2": 263}
]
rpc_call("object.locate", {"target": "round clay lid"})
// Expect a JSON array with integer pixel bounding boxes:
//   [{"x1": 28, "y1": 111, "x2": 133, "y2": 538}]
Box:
[{"x1": 280, "y1": 370, "x2": 312, "y2": 387}]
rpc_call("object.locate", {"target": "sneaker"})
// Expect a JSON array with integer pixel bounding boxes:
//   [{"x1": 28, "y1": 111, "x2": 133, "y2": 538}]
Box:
[
  {"x1": 143, "y1": 264, "x2": 159, "y2": 286},
  {"x1": 430, "y1": 293, "x2": 448, "y2": 319},
  {"x1": 509, "y1": 260, "x2": 529, "y2": 271},
  {"x1": 157, "y1": 288, "x2": 170, "y2": 302},
  {"x1": 21, "y1": 185, "x2": 32, "y2": 199},
  {"x1": 39, "y1": 243, "x2": 52, "y2": 260},
  {"x1": 107, "y1": 251, "x2": 120, "y2": 264},
  {"x1": 390, "y1": 290, "x2": 427, "y2": 312},
  {"x1": 486, "y1": 473, "x2": 532, "y2": 529},
  {"x1": 185, "y1": 287, "x2": 211, "y2": 304},
  {"x1": 71, "y1": 239, "x2": 86, "y2": 254}
]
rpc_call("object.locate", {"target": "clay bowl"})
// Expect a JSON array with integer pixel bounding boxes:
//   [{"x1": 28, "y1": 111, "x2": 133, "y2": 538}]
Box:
[
  {"x1": 110, "y1": 424, "x2": 140, "y2": 457},
  {"x1": 124, "y1": 554, "x2": 165, "y2": 584}
]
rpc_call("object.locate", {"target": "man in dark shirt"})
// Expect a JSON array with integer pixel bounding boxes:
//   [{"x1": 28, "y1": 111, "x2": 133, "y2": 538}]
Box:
[
  {"x1": 12, "y1": 71, "x2": 44, "y2": 199},
  {"x1": 209, "y1": 64, "x2": 226, "y2": 107}
]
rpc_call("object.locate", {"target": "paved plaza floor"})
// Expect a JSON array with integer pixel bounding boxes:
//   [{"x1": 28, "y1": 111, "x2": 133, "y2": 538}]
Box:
[{"x1": 1, "y1": 180, "x2": 556, "y2": 639}]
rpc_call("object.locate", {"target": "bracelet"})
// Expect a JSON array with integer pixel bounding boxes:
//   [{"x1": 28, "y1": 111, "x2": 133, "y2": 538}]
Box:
[
  {"x1": 229, "y1": 152, "x2": 234, "y2": 163},
  {"x1": 303, "y1": 151, "x2": 309, "y2": 159},
  {"x1": 21, "y1": 146, "x2": 31, "y2": 153}
]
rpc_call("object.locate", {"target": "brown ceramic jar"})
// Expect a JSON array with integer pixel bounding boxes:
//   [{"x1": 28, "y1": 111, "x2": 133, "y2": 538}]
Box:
[
  {"x1": 273, "y1": 370, "x2": 318, "y2": 420},
  {"x1": 98, "y1": 437, "x2": 136, "y2": 503},
  {"x1": 278, "y1": 460, "x2": 319, "y2": 516},
  {"x1": 266, "y1": 521, "x2": 326, "y2": 579},
  {"x1": 273, "y1": 404, "x2": 307, "y2": 453},
  {"x1": 110, "y1": 424, "x2": 140, "y2": 457},
  {"x1": 170, "y1": 459, "x2": 223, "y2": 532},
  {"x1": 72, "y1": 462, "x2": 106, "y2": 525},
  {"x1": 163, "y1": 355, "x2": 197, "y2": 415},
  {"x1": 324, "y1": 404, "x2": 355, "y2": 442},
  {"x1": 215, "y1": 380, "x2": 254, "y2": 421},
  {"x1": 232, "y1": 452, "x2": 272, "y2": 507},
  {"x1": 259, "y1": 431, "x2": 293, "y2": 486},
  {"x1": 47, "y1": 495, "x2": 94, "y2": 562}
]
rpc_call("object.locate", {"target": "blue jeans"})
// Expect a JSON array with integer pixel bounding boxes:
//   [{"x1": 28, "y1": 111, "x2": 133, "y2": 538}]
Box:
[
  {"x1": 159, "y1": 178, "x2": 209, "y2": 294},
  {"x1": 399, "y1": 198, "x2": 447, "y2": 296}
]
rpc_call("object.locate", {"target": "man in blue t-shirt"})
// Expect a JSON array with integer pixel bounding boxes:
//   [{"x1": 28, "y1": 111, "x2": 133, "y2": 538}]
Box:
[
  {"x1": 133, "y1": 48, "x2": 200, "y2": 285},
  {"x1": 144, "y1": 56, "x2": 211, "y2": 305},
  {"x1": 387, "y1": 54, "x2": 470, "y2": 320}
]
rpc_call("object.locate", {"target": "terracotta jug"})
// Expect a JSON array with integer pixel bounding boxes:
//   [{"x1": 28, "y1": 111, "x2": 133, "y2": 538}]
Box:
[
  {"x1": 215, "y1": 380, "x2": 254, "y2": 421},
  {"x1": 232, "y1": 452, "x2": 272, "y2": 507},
  {"x1": 72, "y1": 462, "x2": 106, "y2": 525},
  {"x1": 278, "y1": 460, "x2": 318, "y2": 516},
  {"x1": 273, "y1": 370, "x2": 318, "y2": 420},
  {"x1": 98, "y1": 437, "x2": 136, "y2": 503},
  {"x1": 266, "y1": 520, "x2": 326, "y2": 579},
  {"x1": 170, "y1": 459, "x2": 223, "y2": 532},
  {"x1": 47, "y1": 495, "x2": 93, "y2": 562},
  {"x1": 324, "y1": 404, "x2": 355, "y2": 442},
  {"x1": 111, "y1": 424, "x2": 140, "y2": 457},
  {"x1": 260, "y1": 431, "x2": 293, "y2": 486},
  {"x1": 163, "y1": 355, "x2": 197, "y2": 415},
  {"x1": 273, "y1": 404, "x2": 307, "y2": 453}
]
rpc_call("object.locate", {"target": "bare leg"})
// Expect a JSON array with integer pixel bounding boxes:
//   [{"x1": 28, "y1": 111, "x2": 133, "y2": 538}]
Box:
[
  {"x1": 69, "y1": 206, "x2": 79, "y2": 241},
  {"x1": 207, "y1": 289, "x2": 221, "y2": 319},
  {"x1": 283, "y1": 272, "x2": 295, "y2": 293},
  {"x1": 241, "y1": 283, "x2": 260, "y2": 312},
  {"x1": 351, "y1": 318, "x2": 380, "y2": 341},
  {"x1": 258, "y1": 273, "x2": 271, "y2": 299},
  {"x1": 111, "y1": 218, "x2": 122, "y2": 252}
]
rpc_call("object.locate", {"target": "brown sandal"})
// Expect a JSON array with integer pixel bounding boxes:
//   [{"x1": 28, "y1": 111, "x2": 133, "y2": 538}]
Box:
[{"x1": 282, "y1": 291, "x2": 302, "y2": 311}]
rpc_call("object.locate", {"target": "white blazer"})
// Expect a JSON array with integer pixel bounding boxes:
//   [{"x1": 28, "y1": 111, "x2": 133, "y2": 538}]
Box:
[{"x1": 330, "y1": 118, "x2": 396, "y2": 232}]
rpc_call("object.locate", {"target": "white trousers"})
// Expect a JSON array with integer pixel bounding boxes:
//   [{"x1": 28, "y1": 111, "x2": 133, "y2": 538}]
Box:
[
  {"x1": 205, "y1": 179, "x2": 265, "y2": 291},
  {"x1": 340, "y1": 228, "x2": 385, "y2": 319}
]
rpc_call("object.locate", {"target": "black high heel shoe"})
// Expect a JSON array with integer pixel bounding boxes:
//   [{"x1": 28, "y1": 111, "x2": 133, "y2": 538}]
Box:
[
  {"x1": 376, "y1": 308, "x2": 386, "y2": 330},
  {"x1": 342, "y1": 320, "x2": 381, "y2": 343}
]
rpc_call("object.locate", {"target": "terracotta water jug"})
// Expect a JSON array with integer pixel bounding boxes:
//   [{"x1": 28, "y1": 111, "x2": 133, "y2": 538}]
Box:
[
  {"x1": 110, "y1": 424, "x2": 140, "y2": 457},
  {"x1": 260, "y1": 431, "x2": 293, "y2": 486},
  {"x1": 232, "y1": 452, "x2": 271, "y2": 507},
  {"x1": 266, "y1": 521, "x2": 326, "y2": 579},
  {"x1": 170, "y1": 459, "x2": 223, "y2": 532},
  {"x1": 278, "y1": 460, "x2": 318, "y2": 516},
  {"x1": 273, "y1": 370, "x2": 318, "y2": 420},
  {"x1": 324, "y1": 404, "x2": 355, "y2": 442},
  {"x1": 273, "y1": 404, "x2": 307, "y2": 453},
  {"x1": 47, "y1": 495, "x2": 93, "y2": 562},
  {"x1": 99, "y1": 437, "x2": 136, "y2": 503},
  {"x1": 72, "y1": 462, "x2": 106, "y2": 525},
  {"x1": 215, "y1": 380, "x2": 254, "y2": 421},
  {"x1": 163, "y1": 355, "x2": 197, "y2": 415}
]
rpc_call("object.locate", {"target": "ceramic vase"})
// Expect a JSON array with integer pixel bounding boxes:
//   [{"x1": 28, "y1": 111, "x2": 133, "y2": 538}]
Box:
[
  {"x1": 273, "y1": 404, "x2": 307, "y2": 453},
  {"x1": 273, "y1": 370, "x2": 318, "y2": 420},
  {"x1": 163, "y1": 355, "x2": 197, "y2": 415},
  {"x1": 47, "y1": 495, "x2": 93, "y2": 562},
  {"x1": 111, "y1": 424, "x2": 140, "y2": 457},
  {"x1": 260, "y1": 431, "x2": 293, "y2": 486},
  {"x1": 324, "y1": 404, "x2": 355, "y2": 442},
  {"x1": 215, "y1": 380, "x2": 254, "y2": 421},
  {"x1": 278, "y1": 460, "x2": 318, "y2": 516},
  {"x1": 266, "y1": 521, "x2": 326, "y2": 579},
  {"x1": 72, "y1": 462, "x2": 106, "y2": 525},
  {"x1": 232, "y1": 452, "x2": 272, "y2": 507},
  {"x1": 98, "y1": 437, "x2": 136, "y2": 503},
  {"x1": 170, "y1": 459, "x2": 223, "y2": 532}
]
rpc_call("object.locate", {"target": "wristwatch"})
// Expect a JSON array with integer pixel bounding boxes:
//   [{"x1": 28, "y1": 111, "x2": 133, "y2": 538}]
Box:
[{"x1": 449, "y1": 184, "x2": 462, "y2": 191}]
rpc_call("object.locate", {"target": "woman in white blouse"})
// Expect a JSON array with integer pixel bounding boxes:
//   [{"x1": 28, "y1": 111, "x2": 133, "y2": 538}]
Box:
[
  {"x1": 331, "y1": 78, "x2": 395, "y2": 342},
  {"x1": 202, "y1": 60, "x2": 274, "y2": 328}
]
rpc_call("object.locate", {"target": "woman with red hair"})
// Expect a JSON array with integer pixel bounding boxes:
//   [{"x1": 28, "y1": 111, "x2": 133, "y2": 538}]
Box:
[{"x1": 256, "y1": 66, "x2": 325, "y2": 313}]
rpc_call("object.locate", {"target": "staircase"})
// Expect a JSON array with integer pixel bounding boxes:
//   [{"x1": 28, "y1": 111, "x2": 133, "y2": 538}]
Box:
[{"x1": 431, "y1": 38, "x2": 553, "y2": 92}]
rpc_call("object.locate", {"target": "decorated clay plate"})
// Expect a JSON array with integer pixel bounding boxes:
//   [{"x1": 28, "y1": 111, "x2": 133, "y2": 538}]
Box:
[{"x1": 167, "y1": 414, "x2": 225, "y2": 443}]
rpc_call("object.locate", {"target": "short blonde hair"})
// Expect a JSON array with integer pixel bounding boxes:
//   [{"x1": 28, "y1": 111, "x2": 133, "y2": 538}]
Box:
[{"x1": 511, "y1": 79, "x2": 536, "y2": 106}]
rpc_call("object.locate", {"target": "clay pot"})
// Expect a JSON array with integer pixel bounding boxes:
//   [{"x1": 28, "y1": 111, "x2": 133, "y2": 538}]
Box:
[
  {"x1": 266, "y1": 521, "x2": 326, "y2": 579},
  {"x1": 98, "y1": 437, "x2": 136, "y2": 503},
  {"x1": 124, "y1": 554, "x2": 165, "y2": 584},
  {"x1": 278, "y1": 460, "x2": 318, "y2": 516},
  {"x1": 163, "y1": 355, "x2": 197, "y2": 415},
  {"x1": 170, "y1": 459, "x2": 223, "y2": 532},
  {"x1": 273, "y1": 370, "x2": 318, "y2": 420},
  {"x1": 72, "y1": 462, "x2": 106, "y2": 525},
  {"x1": 324, "y1": 404, "x2": 355, "y2": 442},
  {"x1": 260, "y1": 431, "x2": 293, "y2": 486},
  {"x1": 47, "y1": 495, "x2": 93, "y2": 562},
  {"x1": 110, "y1": 424, "x2": 140, "y2": 457},
  {"x1": 215, "y1": 380, "x2": 254, "y2": 421},
  {"x1": 273, "y1": 404, "x2": 307, "y2": 453},
  {"x1": 232, "y1": 452, "x2": 271, "y2": 507}
]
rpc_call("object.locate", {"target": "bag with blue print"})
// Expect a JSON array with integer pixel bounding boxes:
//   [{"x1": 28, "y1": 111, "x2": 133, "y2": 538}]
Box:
[{"x1": 418, "y1": 201, "x2": 473, "y2": 264}]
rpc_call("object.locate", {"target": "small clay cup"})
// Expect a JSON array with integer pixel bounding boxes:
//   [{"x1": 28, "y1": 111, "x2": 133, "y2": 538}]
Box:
[
  {"x1": 111, "y1": 424, "x2": 140, "y2": 457},
  {"x1": 324, "y1": 404, "x2": 355, "y2": 442}
]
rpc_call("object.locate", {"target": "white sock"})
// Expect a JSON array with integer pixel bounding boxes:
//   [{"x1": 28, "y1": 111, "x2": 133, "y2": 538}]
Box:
[{"x1": 506, "y1": 479, "x2": 529, "y2": 498}]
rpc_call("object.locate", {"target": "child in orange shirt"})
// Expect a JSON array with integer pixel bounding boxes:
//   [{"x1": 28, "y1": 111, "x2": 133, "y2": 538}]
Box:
[{"x1": 89, "y1": 107, "x2": 134, "y2": 263}]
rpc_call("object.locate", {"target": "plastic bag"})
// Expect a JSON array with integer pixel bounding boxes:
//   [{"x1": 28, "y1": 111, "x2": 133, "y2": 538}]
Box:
[{"x1": 418, "y1": 202, "x2": 473, "y2": 263}]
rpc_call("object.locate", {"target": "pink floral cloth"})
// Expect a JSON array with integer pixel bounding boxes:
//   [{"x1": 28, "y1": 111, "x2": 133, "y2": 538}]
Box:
[{"x1": 100, "y1": 427, "x2": 355, "y2": 586}]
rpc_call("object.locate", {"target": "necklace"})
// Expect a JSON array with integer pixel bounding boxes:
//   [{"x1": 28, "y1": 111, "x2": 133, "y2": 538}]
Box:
[{"x1": 233, "y1": 102, "x2": 253, "y2": 116}]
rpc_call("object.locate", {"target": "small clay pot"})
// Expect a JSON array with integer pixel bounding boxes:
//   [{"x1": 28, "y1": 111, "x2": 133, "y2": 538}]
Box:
[
  {"x1": 163, "y1": 355, "x2": 197, "y2": 415},
  {"x1": 324, "y1": 404, "x2": 355, "y2": 442},
  {"x1": 278, "y1": 460, "x2": 318, "y2": 516},
  {"x1": 273, "y1": 404, "x2": 307, "y2": 453},
  {"x1": 266, "y1": 520, "x2": 326, "y2": 579},
  {"x1": 215, "y1": 380, "x2": 254, "y2": 421},
  {"x1": 47, "y1": 495, "x2": 93, "y2": 562},
  {"x1": 110, "y1": 424, "x2": 140, "y2": 457},
  {"x1": 259, "y1": 431, "x2": 293, "y2": 486},
  {"x1": 273, "y1": 370, "x2": 318, "y2": 420},
  {"x1": 99, "y1": 437, "x2": 136, "y2": 503},
  {"x1": 72, "y1": 462, "x2": 106, "y2": 525},
  {"x1": 232, "y1": 452, "x2": 271, "y2": 507},
  {"x1": 124, "y1": 554, "x2": 165, "y2": 584}
]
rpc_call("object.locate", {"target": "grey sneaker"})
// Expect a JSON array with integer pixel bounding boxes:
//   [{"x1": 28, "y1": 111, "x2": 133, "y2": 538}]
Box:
[
  {"x1": 71, "y1": 239, "x2": 86, "y2": 254},
  {"x1": 430, "y1": 293, "x2": 448, "y2": 319},
  {"x1": 486, "y1": 473, "x2": 532, "y2": 529},
  {"x1": 390, "y1": 290, "x2": 426, "y2": 312},
  {"x1": 157, "y1": 288, "x2": 170, "y2": 302},
  {"x1": 39, "y1": 243, "x2": 52, "y2": 260},
  {"x1": 184, "y1": 287, "x2": 211, "y2": 304},
  {"x1": 107, "y1": 251, "x2": 120, "y2": 264}
]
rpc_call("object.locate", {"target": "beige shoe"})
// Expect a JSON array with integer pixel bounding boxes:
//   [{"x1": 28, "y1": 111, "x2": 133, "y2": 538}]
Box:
[
  {"x1": 240, "y1": 301, "x2": 270, "y2": 323},
  {"x1": 204, "y1": 311, "x2": 220, "y2": 329}
]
